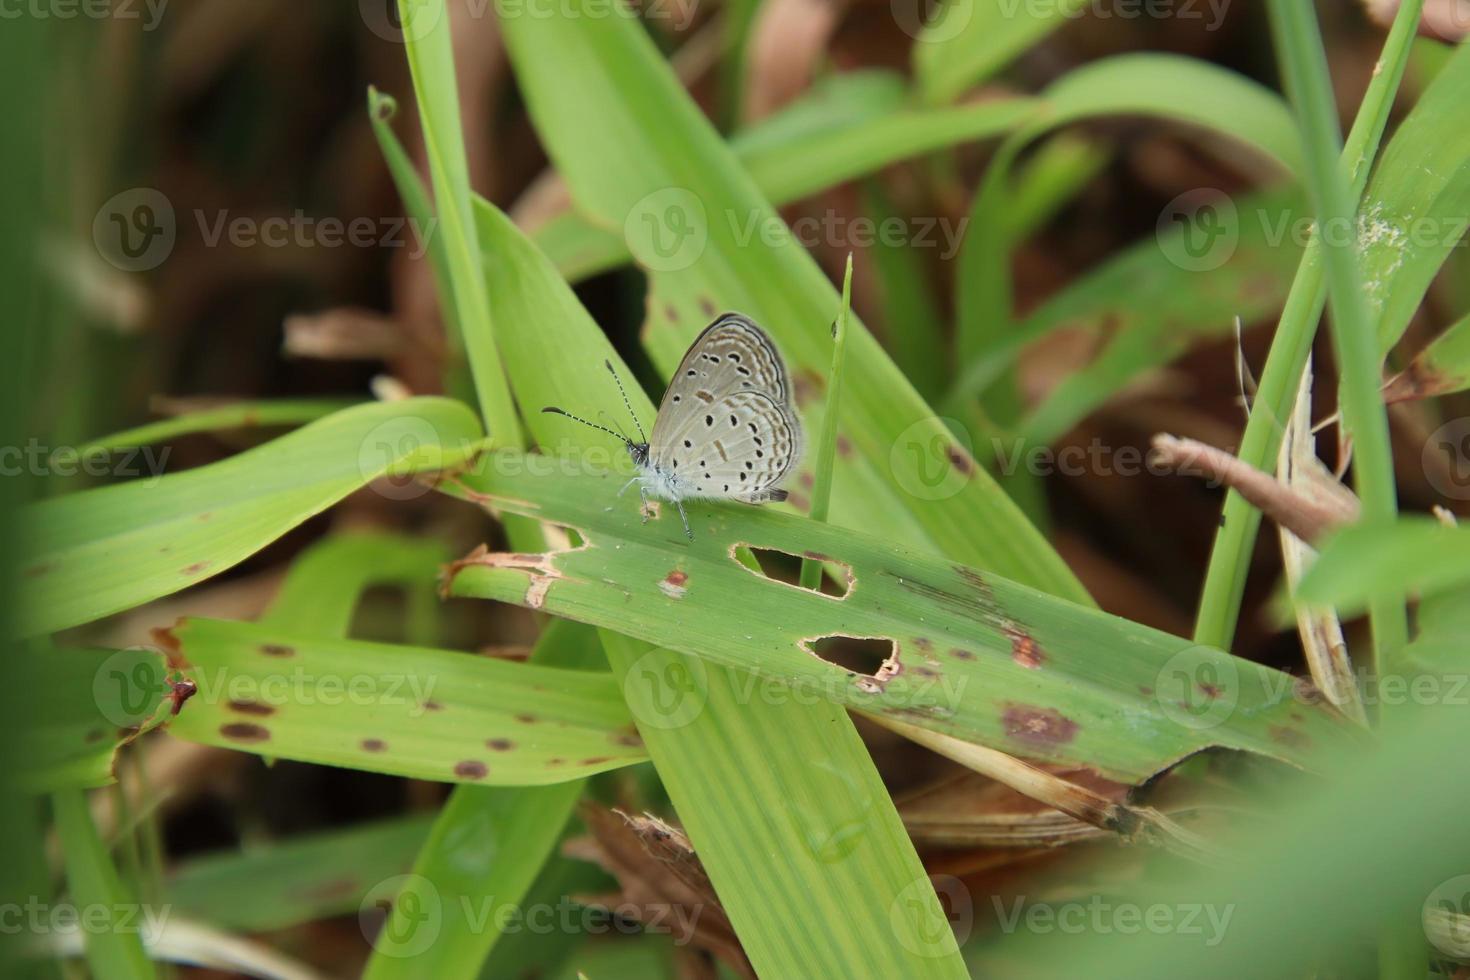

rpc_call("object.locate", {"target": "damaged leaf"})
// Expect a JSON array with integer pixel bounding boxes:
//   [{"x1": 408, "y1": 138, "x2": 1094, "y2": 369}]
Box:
[{"x1": 445, "y1": 458, "x2": 1358, "y2": 785}]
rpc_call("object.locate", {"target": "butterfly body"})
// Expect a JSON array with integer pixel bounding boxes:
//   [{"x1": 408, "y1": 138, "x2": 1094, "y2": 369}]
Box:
[{"x1": 545, "y1": 313, "x2": 803, "y2": 538}]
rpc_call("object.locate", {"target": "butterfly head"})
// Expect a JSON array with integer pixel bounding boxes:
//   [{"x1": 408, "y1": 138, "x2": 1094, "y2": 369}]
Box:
[{"x1": 627, "y1": 441, "x2": 651, "y2": 470}]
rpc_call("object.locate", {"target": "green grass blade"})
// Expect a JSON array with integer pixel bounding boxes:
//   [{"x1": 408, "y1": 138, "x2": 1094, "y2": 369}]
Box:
[
  {"x1": 164, "y1": 617, "x2": 645, "y2": 785},
  {"x1": 1297, "y1": 518, "x2": 1470, "y2": 615},
  {"x1": 1358, "y1": 41, "x2": 1470, "y2": 356},
  {"x1": 53, "y1": 788, "x2": 157, "y2": 979},
  {"x1": 446, "y1": 452, "x2": 1354, "y2": 783},
  {"x1": 8, "y1": 646, "x2": 169, "y2": 791},
  {"x1": 1265, "y1": 0, "x2": 1406, "y2": 666},
  {"x1": 529, "y1": 75, "x2": 1035, "y2": 283},
  {"x1": 67, "y1": 399, "x2": 360, "y2": 456},
  {"x1": 362, "y1": 618, "x2": 606, "y2": 977},
  {"x1": 491, "y1": 0, "x2": 1088, "y2": 603},
  {"x1": 473, "y1": 198, "x2": 965, "y2": 977},
  {"x1": 956, "y1": 53, "x2": 1300, "y2": 380},
  {"x1": 799, "y1": 256, "x2": 851, "y2": 592},
  {"x1": 949, "y1": 186, "x2": 1303, "y2": 444},
  {"x1": 863, "y1": 181, "x2": 948, "y2": 398},
  {"x1": 262, "y1": 531, "x2": 449, "y2": 636},
  {"x1": 394, "y1": 0, "x2": 521, "y2": 446},
  {"x1": 1192, "y1": 0, "x2": 1426, "y2": 651},
  {"x1": 166, "y1": 815, "x2": 435, "y2": 932},
  {"x1": 913, "y1": 0, "x2": 1089, "y2": 105},
  {"x1": 17, "y1": 398, "x2": 482, "y2": 637},
  {"x1": 1386, "y1": 309, "x2": 1470, "y2": 401}
]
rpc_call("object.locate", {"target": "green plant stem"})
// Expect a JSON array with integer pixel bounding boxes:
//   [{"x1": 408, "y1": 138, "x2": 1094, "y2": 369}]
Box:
[
  {"x1": 799, "y1": 256, "x2": 852, "y2": 592},
  {"x1": 1193, "y1": 0, "x2": 1423, "y2": 654}
]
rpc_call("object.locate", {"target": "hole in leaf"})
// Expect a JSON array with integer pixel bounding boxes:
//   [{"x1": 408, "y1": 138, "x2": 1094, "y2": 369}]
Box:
[
  {"x1": 801, "y1": 635, "x2": 902, "y2": 693},
  {"x1": 735, "y1": 545, "x2": 853, "y2": 598}
]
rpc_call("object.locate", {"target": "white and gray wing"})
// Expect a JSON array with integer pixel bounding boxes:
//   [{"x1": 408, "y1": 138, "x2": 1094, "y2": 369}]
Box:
[
  {"x1": 650, "y1": 389, "x2": 802, "y2": 502},
  {"x1": 649, "y1": 312, "x2": 792, "y2": 450}
]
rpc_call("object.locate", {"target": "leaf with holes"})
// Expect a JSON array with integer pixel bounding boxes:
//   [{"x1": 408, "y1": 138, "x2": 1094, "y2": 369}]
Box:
[
  {"x1": 444, "y1": 456, "x2": 1357, "y2": 785},
  {"x1": 162, "y1": 618, "x2": 646, "y2": 786}
]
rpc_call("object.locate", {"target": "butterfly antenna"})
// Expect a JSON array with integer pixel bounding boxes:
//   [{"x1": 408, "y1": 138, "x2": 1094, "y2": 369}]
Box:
[
  {"x1": 541, "y1": 406, "x2": 633, "y2": 447},
  {"x1": 604, "y1": 360, "x2": 648, "y2": 443}
]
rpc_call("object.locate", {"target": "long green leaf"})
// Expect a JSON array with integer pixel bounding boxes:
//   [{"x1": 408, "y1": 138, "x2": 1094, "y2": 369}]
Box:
[
  {"x1": 7, "y1": 646, "x2": 169, "y2": 791},
  {"x1": 1297, "y1": 518, "x2": 1470, "y2": 615},
  {"x1": 166, "y1": 815, "x2": 435, "y2": 932},
  {"x1": 18, "y1": 397, "x2": 483, "y2": 637},
  {"x1": 1358, "y1": 40, "x2": 1470, "y2": 355},
  {"x1": 528, "y1": 71, "x2": 1035, "y2": 283},
  {"x1": 447, "y1": 452, "x2": 1353, "y2": 783},
  {"x1": 164, "y1": 617, "x2": 645, "y2": 785},
  {"x1": 53, "y1": 789, "x2": 156, "y2": 979},
  {"x1": 913, "y1": 0, "x2": 1089, "y2": 105},
  {"x1": 68, "y1": 398, "x2": 360, "y2": 456},
  {"x1": 395, "y1": 0, "x2": 521, "y2": 445}
]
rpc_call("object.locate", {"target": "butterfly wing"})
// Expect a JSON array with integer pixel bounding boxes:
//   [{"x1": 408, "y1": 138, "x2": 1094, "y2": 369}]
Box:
[
  {"x1": 651, "y1": 389, "x2": 802, "y2": 502},
  {"x1": 650, "y1": 313, "x2": 792, "y2": 447}
]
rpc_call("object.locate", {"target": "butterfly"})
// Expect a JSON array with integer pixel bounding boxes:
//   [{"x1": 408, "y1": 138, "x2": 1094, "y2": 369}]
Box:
[{"x1": 543, "y1": 312, "x2": 804, "y2": 539}]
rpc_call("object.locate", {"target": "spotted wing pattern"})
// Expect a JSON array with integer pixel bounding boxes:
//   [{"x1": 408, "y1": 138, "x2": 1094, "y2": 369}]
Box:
[
  {"x1": 648, "y1": 313, "x2": 802, "y2": 501},
  {"x1": 652, "y1": 389, "x2": 802, "y2": 502}
]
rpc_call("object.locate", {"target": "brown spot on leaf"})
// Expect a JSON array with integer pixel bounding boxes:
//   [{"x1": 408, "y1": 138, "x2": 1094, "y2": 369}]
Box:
[
  {"x1": 23, "y1": 562, "x2": 54, "y2": 578},
  {"x1": 197, "y1": 512, "x2": 213, "y2": 522},
  {"x1": 260, "y1": 643, "x2": 295, "y2": 658},
  {"x1": 181, "y1": 561, "x2": 211, "y2": 576},
  {"x1": 698, "y1": 296, "x2": 716, "y2": 317},
  {"x1": 361, "y1": 738, "x2": 387, "y2": 752},
  {"x1": 150, "y1": 623, "x2": 189, "y2": 670},
  {"x1": 220, "y1": 722, "x2": 270, "y2": 743},
  {"x1": 1269, "y1": 725, "x2": 1310, "y2": 750},
  {"x1": 548, "y1": 757, "x2": 565, "y2": 766},
  {"x1": 836, "y1": 434, "x2": 854, "y2": 458},
  {"x1": 800, "y1": 471, "x2": 814, "y2": 489},
  {"x1": 946, "y1": 444, "x2": 975, "y2": 475},
  {"x1": 792, "y1": 368, "x2": 825, "y2": 408},
  {"x1": 454, "y1": 760, "x2": 488, "y2": 780},
  {"x1": 1001, "y1": 705, "x2": 1078, "y2": 746},
  {"x1": 664, "y1": 302, "x2": 679, "y2": 323},
  {"x1": 787, "y1": 492, "x2": 810, "y2": 512},
  {"x1": 487, "y1": 738, "x2": 514, "y2": 751},
  {"x1": 581, "y1": 756, "x2": 612, "y2": 765},
  {"x1": 422, "y1": 700, "x2": 443, "y2": 712},
  {"x1": 913, "y1": 637, "x2": 933, "y2": 653},
  {"x1": 1139, "y1": 685, "x2": 1154, "y2": 696},
  {"x1": 1009, "y1": 632, "x2": 1045, "y2": 670},
  {"x1": 659, "y1": 569, "x2": 689, "y2": 599},
  {"x1": 611, "y1": 728, "x2": 643, "y2": 747},
  {"x1": 951, "y1": 648, "x2": 976, "y2": 661},
  {"x1": 515, "y1": 713, "x2": 537, "y2": 724},
  {"x1": 84, "y1": 728, "x2": 105, "y2": 744},
  {"x1": 1198, "y1": 682, "x2": 1222, "y2": 700},
  {"x1": 227, "y1": 699, "x2": 274, "y2": 717}
]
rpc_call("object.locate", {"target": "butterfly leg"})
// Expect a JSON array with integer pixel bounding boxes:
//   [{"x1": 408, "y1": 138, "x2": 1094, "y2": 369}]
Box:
[
  {"x1": 673, "y1": 498, "x2": 692, "y2": 540},
  {"x1": 617, "y1": 476, "x2": 640, "y2": 498},
  {"x1": 638, "y1": 485, "x2": 652, "y2": 525}
]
